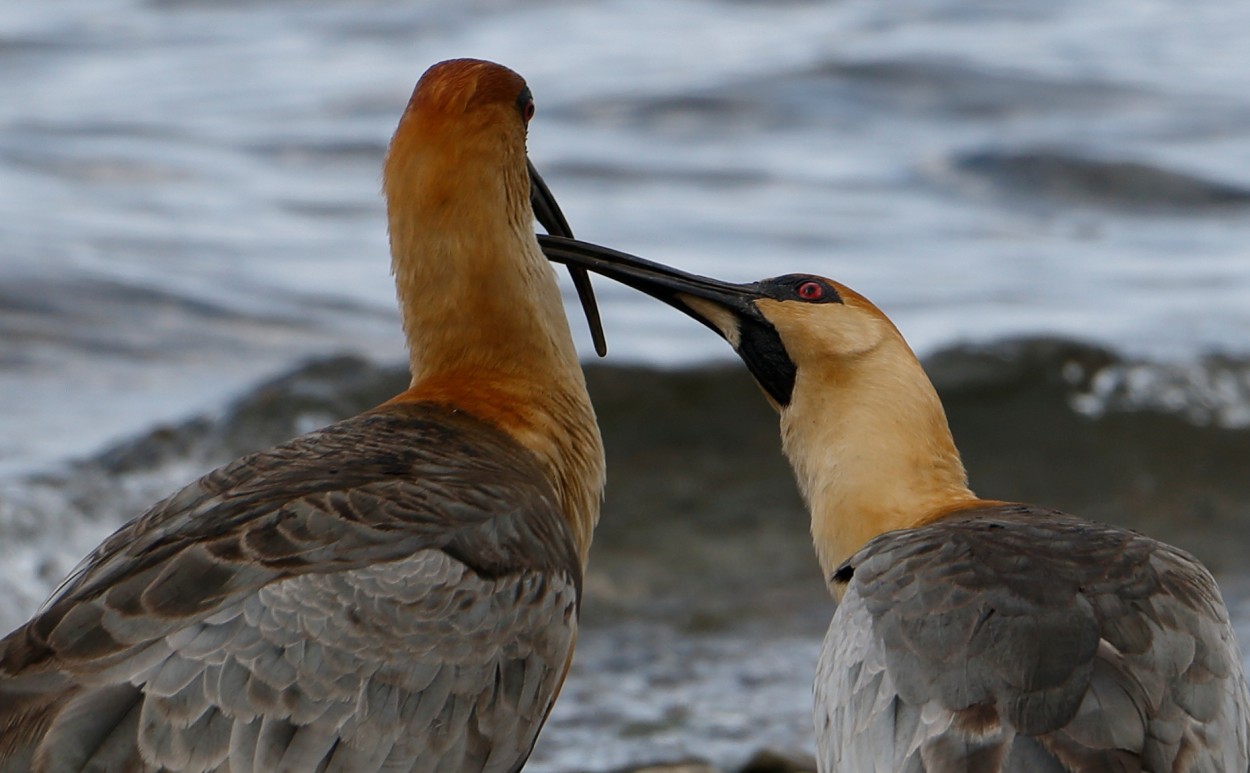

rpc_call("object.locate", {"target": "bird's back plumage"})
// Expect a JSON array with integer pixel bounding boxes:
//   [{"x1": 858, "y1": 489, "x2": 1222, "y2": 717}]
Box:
[
  {"x1": 819, "y1": 503, "x2": 1250, "y2": 772},
  {"x1": 0, "y1": 402, "x2": 581, "y2": 773}
]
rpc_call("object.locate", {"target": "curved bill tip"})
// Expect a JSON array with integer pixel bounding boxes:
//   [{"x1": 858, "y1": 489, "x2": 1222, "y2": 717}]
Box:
[
  {"x1": 529, "y1": 158, "x2": 608, "y2": 357},
  {"x1": 570, "y1": 267, "x2": 608, "y2": 357}
]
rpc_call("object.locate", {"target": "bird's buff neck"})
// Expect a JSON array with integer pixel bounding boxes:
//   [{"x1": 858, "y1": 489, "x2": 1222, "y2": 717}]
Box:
[
  {"x1": 384, "y1": 144, "x2": 605, "y2": 564},
  {"x1": 780, "y1": 343, "x2": 977, "y2": 585}
]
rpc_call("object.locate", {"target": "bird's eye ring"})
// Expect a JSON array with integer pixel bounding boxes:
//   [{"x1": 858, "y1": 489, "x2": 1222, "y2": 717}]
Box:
[
  {"x1": 797, "y1": 281, "x2": 825, "y2": 301},
  {"x1": 522, "y1": 99, "x2": 536, "y2": 122}
]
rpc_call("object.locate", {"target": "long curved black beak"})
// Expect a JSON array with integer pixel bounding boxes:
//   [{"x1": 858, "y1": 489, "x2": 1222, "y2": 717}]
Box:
[
  {"x1": 538, "y1": 235, "x2": 797, "y2": 407},
  {"x1": 528, "y1": 159, "x2": 607, "y2": 357},
  {"x1": 537, "y1": 234, "x2": 764, "y2": 336}
]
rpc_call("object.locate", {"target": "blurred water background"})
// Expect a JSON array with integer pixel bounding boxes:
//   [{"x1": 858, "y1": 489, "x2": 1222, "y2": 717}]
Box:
[{"x1": 3, "y1": 0, "x2": 1250, "y2": 769}]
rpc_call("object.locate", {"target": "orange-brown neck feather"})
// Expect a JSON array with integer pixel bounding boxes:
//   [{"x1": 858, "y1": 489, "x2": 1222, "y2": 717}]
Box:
[{"x1": 380, "y1": 61, "x2": 605, "y2": 562}]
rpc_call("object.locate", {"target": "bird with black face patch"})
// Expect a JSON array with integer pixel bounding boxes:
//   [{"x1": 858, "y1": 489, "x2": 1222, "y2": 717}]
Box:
[
  {"x1": 0, "y1": 59, "x2": 606, "y2": 773},
  {"x1": 541, "y1": 235, "x2": 1250, "y2": 771}
]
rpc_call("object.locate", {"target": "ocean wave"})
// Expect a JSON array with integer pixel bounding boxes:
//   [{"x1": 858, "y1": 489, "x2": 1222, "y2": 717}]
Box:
[
  {"x1": 556, "y1": 55, "x2": 1148, "y2": 137},
  {"x1": 951, "y1": 148, "x2": 1250, "y2": 210},
  {"x1": 1071, "y1": 356, "x2": 1250, "y2": 427},
  {"x1": 927, "y1": 337, "x2": 1250, "y2": 428}
]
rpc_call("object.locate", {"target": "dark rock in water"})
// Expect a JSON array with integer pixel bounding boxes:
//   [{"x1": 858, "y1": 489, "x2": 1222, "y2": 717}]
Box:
[
  {"x1": 953, "y1": 148, "x2": 1250, "y2": 210},
  {"x1": 592, "y1": 747, "x2": 816, "y2": 773},
  {"x1": 606, "y1": 760, "x2": 720, "y2": 773},
  {"x1": 736, "y1": 748, "x2": 817, "y2": 773},
  {"x1": 924, "y1": 337, "x2": 1119, "y2": 396},
  {"x1": 93, "y1": 354, "x2": 409, "y2": 475},
  {"x1": 580, "y1": 364, "x2": 814, "y2": 627}
]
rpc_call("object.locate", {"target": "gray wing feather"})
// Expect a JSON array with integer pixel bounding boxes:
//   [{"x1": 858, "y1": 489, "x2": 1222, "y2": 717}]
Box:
[
  {"x1": 819, "y1": 504, "x2": 1250, "y2": 772},
  {"x1": 1, "y1": 403, "x2": 582, "y2": 773},
  {"x1": 274, "y1": 723, "x2": 339, "y2": 772}
]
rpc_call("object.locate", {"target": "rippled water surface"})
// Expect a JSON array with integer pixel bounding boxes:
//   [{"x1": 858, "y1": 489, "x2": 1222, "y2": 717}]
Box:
[
  {"x1": 3, "y1": 0, "x2": 1250, "y2": 470},
  {"x1": 3, "y1": 1, "x2": 1250, "y2": 768}
]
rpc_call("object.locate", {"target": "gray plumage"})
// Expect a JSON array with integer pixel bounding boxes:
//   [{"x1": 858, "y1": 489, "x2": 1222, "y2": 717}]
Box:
[
  {"x1": 0, "y1": 402, "x2": 581, "y2": 773},
  {"x1": 817, "y1": 503, "x2": 1250, "y2": 772}
]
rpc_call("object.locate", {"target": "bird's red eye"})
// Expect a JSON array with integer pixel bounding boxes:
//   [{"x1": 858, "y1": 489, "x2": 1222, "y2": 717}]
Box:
[
  {"x1": 797, "y1": 281, "x2": 825, "y2": 301},
  {"x1": 523, "y1": 100, "x2": 536, "y2": 122}
]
